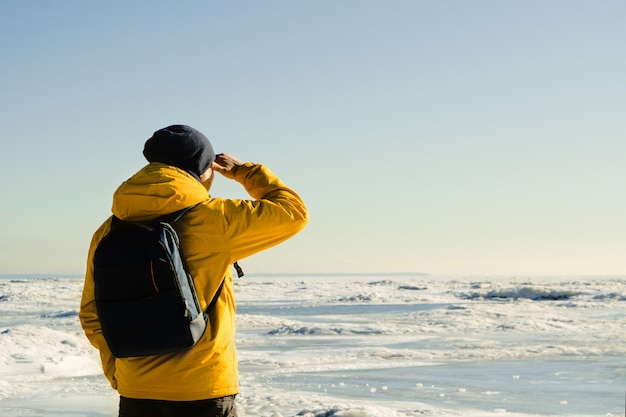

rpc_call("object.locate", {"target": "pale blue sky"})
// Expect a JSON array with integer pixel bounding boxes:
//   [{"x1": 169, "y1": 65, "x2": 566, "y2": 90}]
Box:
[{"x1": 1, "y1": 1, "x2": 625, "y2": 276}]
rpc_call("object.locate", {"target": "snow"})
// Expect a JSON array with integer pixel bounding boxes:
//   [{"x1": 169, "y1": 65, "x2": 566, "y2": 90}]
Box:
[{"x1": 0, "y1": 274, "x2": 625, "y2": 416}]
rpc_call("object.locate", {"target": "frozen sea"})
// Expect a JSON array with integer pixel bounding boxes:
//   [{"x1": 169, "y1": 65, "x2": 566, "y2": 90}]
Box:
[{"x1": 0, "y1": 273, "x2": 625, "y2": 417}]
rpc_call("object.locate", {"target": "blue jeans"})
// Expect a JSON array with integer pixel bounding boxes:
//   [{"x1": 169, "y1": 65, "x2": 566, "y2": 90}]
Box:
[{"x1": 119, "y1": 395, "x2": 238, "y2": 417}]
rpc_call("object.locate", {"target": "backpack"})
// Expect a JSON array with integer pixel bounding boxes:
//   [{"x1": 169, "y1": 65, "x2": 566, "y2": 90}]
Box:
[{"x1": 93, "y1": 204, "x2": 224, "y2": 358}]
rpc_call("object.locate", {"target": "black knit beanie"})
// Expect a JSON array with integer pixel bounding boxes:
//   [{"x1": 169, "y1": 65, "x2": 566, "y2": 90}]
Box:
[{"x1": 143, "y1": 125, "x2": 215, "y2": 179}]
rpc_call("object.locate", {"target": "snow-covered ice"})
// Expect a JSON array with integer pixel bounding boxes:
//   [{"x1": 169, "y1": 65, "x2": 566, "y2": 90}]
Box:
[{"x1": 0, "y1": 273, "x2": 624, "y2": 416}]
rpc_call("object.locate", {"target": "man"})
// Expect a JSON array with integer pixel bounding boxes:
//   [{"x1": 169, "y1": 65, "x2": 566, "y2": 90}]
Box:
[{"x1": 80, "y1": 125, "x2": 309, "y2": 417}]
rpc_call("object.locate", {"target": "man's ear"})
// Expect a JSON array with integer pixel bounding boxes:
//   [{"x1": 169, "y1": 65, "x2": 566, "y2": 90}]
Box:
[
  {"x1": 199, "y1": 167, "x2": 213, "y2": 182},
  {"x1": 200, "y1": 168, "x2": 214, "y2": 191}
]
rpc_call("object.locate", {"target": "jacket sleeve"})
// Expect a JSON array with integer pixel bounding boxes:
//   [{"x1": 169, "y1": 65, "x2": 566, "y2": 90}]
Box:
[
  {"x1": 79, "y1": 219, "x2": 118, "y2": 390},
  {"x1": 220, "y1": 162, "x2": 309, "y2": 262}
]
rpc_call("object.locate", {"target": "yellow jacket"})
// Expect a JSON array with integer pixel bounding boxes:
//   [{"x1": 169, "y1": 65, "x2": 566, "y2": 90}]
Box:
[{"x1": 80, "y1": 162, "x2": 308, "y2": 400}]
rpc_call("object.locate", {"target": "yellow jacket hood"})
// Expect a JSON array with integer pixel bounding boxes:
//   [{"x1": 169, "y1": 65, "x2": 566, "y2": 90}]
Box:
[{"x1": 112, "y1": 163, "x2": 208, "y2": 221}]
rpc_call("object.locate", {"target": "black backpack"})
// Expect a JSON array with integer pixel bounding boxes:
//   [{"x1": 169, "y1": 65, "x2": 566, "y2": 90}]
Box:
[{"x1": 93, "y1": 204, "x2": 223, "y2": 358}]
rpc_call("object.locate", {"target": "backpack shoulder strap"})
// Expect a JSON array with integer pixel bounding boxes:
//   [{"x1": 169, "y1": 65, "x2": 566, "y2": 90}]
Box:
[
  {"x1": 140, "y1": 202, "x2": 236, "y2": 314},
  {"x1": 164, "y1": 203, "x2": 201, "y2": 224},
  {"x1": 205, "y1": 278, "x2": 225, "y2": 315}
]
